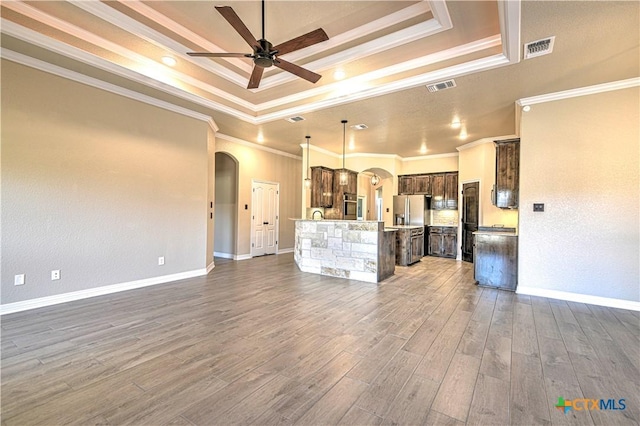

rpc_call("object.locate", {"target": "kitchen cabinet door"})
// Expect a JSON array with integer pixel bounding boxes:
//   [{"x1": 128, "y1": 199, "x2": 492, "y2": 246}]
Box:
[
  {"x1": 411, "y1": 234, "x2": 424, "y2": 259},
  {"x1": 414, "y1": 175, "x2": 431, "y2": 194},
  {"x1": 442, "y1": 233, "x2": 457, "y2": 258},
  {"x1": 347, "y1": 170, "x2": 358, "y2": 195},
  {"x1": 398, "y1": 176, "x2": 414, "y2": 194},
  {"x1": 431, "y1": 174, "x2": 445, "y2": 209},
  {"x1": 444, "y1": 172, "x2": 458, "y2": 210},
  {"x1": 495, "y1": 139, "x2": 519, "y2": 209},
  {"x1": 311, "y1": 167, "x2": 334, "y2": 208}
]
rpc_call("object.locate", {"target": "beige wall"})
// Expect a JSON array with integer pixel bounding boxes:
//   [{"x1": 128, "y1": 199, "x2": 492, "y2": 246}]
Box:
[
  {"x1": 519, "y1": 86, "x2": 639, "y2": 303},
  {"x1": 1, "y1": 60, "x2": 210, "y2": 305},
  {"x1": 216, "y1": 138, "x2": 302, "y2": 255},
  {"x1": 401, "y1": 154, "x2": 459, "y2": 174},
  {"x1": 206, "y1": 127, "x2": 216, "y2": 268}
]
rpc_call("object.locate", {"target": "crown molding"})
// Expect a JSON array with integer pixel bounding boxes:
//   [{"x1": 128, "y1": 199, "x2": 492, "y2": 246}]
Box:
[
  {"x1": 498, "y1": 0, "x2": 521, "y2": 61},
  {"x1": 72, "y1": 1, "x2": 252, "y2": 83},
  {"x1": 456, "y1": 135, "x2": 517, "y2": 151},
  {"x1": 402, "y1": 152, "x2": 459, "y2": 161},
  {"x1": 2, "y1": 2, "x2": 253, "y2": 110},
  {"x1": 517, "y1": 77, "x2": 640, "y2": 107},
  {"x1": 217, "y1": 133, "x2": 302, "y2": 160},
  {"x1": 1, "y1": 48, "x2": 219, "y2": 128}
]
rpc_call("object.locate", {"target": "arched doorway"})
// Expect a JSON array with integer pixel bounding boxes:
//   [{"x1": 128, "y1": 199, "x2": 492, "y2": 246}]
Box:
[
  {"x1": 214, "y1": 152, "x2": 238, "y2": 259},
  {"x1": 359, "y1": 168, "x2": 393, "y2": 224}
]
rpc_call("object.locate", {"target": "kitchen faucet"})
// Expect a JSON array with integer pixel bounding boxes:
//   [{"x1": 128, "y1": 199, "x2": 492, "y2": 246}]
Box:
[{"x1": 312, "y1": 210, "x2": 324, "y2": 220}]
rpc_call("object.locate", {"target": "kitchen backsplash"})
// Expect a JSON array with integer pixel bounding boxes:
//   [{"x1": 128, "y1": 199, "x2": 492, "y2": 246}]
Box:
[{"x1": 431, "y1": 210, "x2": 459, "y2": 226}]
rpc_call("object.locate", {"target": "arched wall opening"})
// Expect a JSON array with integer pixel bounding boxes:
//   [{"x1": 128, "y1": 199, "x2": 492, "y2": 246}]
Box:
[{"x1": 214, "y1": 152, "x2": 239, "y2": 258}]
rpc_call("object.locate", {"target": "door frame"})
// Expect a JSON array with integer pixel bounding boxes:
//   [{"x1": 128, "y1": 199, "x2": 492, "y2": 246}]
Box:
[
  {"x1": 250, "y1": 179, "x2": 280, "y2": 257},
  {"x1": 460, "y1": 179, "x2": 481, "y2": 262}
]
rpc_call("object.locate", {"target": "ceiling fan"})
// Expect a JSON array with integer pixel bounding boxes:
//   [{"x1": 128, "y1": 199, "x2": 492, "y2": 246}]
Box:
[{"x1": 187, "y1": 1, "x2": 329, "y2": 89}]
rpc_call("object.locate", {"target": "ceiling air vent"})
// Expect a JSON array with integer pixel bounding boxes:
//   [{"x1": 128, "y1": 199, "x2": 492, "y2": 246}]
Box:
[
  {"x1": 426, "y1": 79, "x2": 456, "y2": 93},
  {"x1": 351, "y1": 124, "x2": 368, "y2": 130},
  {"x1": 524, "y1": 36, "x2": 555, "y2": 59},
  {"x1": 285, "y1": 116, "x2": 305, "y2": 123}
]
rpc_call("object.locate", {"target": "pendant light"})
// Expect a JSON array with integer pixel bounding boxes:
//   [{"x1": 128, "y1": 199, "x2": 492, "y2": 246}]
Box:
[
  {"x1": 339, "y1": 119, "x2": 348, "y2": 186},
  {"x1": 370, "y1": 174, "x2": 380, "y2": 186},
  {"x1": 304, "y1": 135, "x2": 312, "y2": 189}
]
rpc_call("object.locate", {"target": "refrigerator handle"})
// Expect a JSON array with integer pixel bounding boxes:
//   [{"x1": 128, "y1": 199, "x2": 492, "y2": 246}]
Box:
[{"x1": 406, "y1": 198, "x2": 410, "y2": 225}]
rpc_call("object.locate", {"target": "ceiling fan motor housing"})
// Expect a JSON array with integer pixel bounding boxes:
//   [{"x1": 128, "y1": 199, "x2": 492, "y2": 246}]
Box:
[{"x1": 254, "y1": 39, "x2": 275, "y2": 67}]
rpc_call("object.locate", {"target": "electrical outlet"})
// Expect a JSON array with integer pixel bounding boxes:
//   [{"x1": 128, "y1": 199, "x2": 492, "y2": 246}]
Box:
[
  {"x1": 158, "y1": 256, "x2": 165, "y2": 266},
  {"x1": 51, "y1": 270, "x2": 61, "y2": 280},
  {"x1": 14, "y1": 274, "x2": 25, "y2": 286},
  {"x1": 533, "y1": 203, "x2": 545, "y2": 212}
]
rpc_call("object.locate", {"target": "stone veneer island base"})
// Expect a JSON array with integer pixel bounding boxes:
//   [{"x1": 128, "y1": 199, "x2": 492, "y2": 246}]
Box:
[{"x1": 293, "y1": 220, "x2": 396, "y2": 283}]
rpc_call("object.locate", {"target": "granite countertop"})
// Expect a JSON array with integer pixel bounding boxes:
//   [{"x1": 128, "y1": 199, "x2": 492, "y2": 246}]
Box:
[
  {"x1": 383, "y1": 228, "x2": 398, "y2": 232},
  {"x1": 429, "y1": 224, "x2": 458, "y2": 227},
  {"x1": 387, "y1": 225, "x2": 424, "y2": 229}
]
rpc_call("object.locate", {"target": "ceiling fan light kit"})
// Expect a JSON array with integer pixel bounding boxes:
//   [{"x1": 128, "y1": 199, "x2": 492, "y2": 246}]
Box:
[{"x1": 187, "y1": 1, "x2": 329, "y2": 89}]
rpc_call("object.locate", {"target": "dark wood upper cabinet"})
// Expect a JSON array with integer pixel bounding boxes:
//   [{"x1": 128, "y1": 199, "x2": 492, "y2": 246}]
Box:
[
  {"x1": 431, "y1": 173, "x2": 445, "y2": 209},
  {"x1": 398, "y1": 176, "x2": 414, "y2": 195},
  {"x1": 495, "y1": 138, "x2": 520, "y2": 209},
  {"x1": 444, "y1": 172, "x2": 458, "y2": 210},
  {"x1": 414, "y1": 175, "x2": 431, "y2": 194},
  {"x1": 399, "y1": 172, "x2": 457, "y2": 210},
  {"x1": 310, "y1": 166, "x2": 334, "y2": 208}
]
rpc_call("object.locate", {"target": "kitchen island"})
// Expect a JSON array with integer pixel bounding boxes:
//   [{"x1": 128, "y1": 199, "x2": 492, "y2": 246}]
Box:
[{"x1": 293, "y1": 220, "x2": 396, "y2": 283}]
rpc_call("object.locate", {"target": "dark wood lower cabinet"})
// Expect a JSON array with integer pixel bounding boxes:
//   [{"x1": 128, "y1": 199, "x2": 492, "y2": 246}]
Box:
[
  {"x1": 473, "y1": 232, "x2": 518, "y2": 290},
  {"x1": 427, "y1": 226, "x2": 457, "y2": 259},
  {"x1": 394, "y1": 227, "x2": 424, "y2": 266}
]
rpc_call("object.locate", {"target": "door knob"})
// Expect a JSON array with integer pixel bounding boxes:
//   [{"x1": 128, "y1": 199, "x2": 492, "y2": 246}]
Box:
[{"x1": 263, "y1": 221, "x2": 269, "y2": 225}]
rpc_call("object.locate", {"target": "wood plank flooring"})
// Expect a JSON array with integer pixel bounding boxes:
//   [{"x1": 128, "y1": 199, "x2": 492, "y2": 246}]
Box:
[{"x1": 2, "y1": 254, "x2": 639, "y2": 425}]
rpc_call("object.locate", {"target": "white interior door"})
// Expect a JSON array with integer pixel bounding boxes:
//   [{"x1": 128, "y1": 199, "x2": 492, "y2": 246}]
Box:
[{"x1": 252, "y1": 180, "x2": 279, "y2": 256}]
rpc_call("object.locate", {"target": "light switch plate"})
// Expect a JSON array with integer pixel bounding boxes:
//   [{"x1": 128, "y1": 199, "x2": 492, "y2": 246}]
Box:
[
  {"x1": 533, "y1": 203, "x2": 545, "y2": 212},
  {"x1": 51, "y1": 270, "x2": 60, "y2": 280},
  {"x1": 14, "y1": 274, "x2": 25, "y2": 286}
]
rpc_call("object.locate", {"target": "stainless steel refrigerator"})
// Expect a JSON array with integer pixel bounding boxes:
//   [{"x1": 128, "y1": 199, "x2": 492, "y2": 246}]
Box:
[{"x1": 393, "y1": 195, "x2": 429, "y2": 226}]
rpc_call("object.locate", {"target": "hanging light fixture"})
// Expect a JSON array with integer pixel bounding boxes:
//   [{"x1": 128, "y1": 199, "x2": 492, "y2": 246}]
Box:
[
  {"x1": 339, "y1": 120, "x2": 348, "y2": 185},
  {"x1": 304, "y1": 135, "x2": 312, "y2": 189},
  {"x1": 370, "y1": 174, "x2": 380, "y2": 186}
]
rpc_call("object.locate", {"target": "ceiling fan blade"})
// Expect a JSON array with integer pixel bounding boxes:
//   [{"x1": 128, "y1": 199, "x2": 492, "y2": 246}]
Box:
[
  {"x1": 274, "y1": 58, "x2": 322, "y2": 84},
  {"x1": 187, "y1": 52, "x2": 250, "y2": 57},
  {"x1": 215, "y1": 6, "x2": 260, "y2": 49},
  {"x1": 273, "y1": 28, "x2": 329, "y2": 56},
  {"x1": 247, "y1": 66, "x2": 265, "y2": 89}
]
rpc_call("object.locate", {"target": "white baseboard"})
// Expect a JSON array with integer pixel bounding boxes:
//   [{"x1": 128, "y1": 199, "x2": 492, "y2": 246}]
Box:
[
  {"x1": 516, "y1": 286, "x2": 640, "y2": 312},
  {"x1": 1, "y1": 268, "x2": 208, "y2": 315},
  {"x1": 278, "y1": 248, "x2": 294, "y2": 254},
  {"x1": 213, "y1": 251, "x2": 234, "y2": 259},
  {"x1": 235, "y1": 254, "x2": 252, "y2": 261}
]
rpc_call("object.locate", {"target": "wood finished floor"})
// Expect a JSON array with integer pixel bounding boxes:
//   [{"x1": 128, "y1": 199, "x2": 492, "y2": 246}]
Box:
[{"x1": 1, "y1": 254, "x2": 639, "y2": 426}]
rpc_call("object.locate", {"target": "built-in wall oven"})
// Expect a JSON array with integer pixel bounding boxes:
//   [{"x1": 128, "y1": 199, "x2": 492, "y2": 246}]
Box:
[{"x1": 343, "y1": 193, "x2": 357, "y2": 220}]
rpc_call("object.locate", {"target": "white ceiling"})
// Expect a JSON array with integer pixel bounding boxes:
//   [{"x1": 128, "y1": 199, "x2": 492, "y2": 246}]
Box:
[{"x1": 1, "y1": 1, "x2": 638, "y2": 157}]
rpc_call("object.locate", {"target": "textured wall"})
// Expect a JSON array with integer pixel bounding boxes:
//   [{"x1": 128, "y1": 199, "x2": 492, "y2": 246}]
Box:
[
  {"x1": 1, "y1": 60, "x2": 209, "y2": 305},
  {"x1": 519, "y1": 86, "x2": 639, "y2": 302}
]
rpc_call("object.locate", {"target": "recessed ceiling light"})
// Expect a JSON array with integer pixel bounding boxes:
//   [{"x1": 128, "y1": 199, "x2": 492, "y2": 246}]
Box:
[
  {"x1": 450, "y1": 120, "x2": 461, "y2": 129},
  {"x1": 161, "y1": 56, "x2": 177, "y2": 67},
  {"x1": 420, "y1": 144, "x2": 428, "y2": 154},
  {"x1": 459, "y1": 128, "x2": 468, "y2": 140},
  {"x1": 522, "y1": 105, "x2": 531, "y2": 112},
  {"x1": 333, "y1": 69, "x2": 346, "y2": 80},
  {"x1": 351, "y1": 124, "x2": 368, "y2": 130}
]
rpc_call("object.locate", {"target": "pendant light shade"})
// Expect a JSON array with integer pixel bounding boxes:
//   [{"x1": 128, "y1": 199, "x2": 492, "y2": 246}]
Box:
[
  {"x1": 370, "y1": 174, "x2": 380, "y2": 186},
  {"x1": 304, "y1": 135, "x2": 312, "y2": 189},
  {"x1": 339, "y1": 120, "x2": 348, "y2": 186}
]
